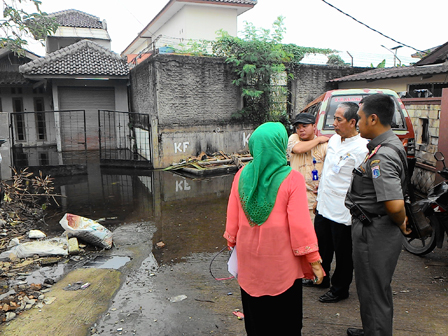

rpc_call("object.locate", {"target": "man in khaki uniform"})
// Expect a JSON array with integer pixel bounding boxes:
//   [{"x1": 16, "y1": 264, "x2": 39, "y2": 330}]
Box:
[{"x1": 287, "y1": 113, "x2": 329, "y2": 221}]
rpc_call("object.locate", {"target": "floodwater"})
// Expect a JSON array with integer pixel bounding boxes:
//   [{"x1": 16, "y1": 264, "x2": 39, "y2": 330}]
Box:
[{"x1": 40, "y1": 153, "x2": 235, "y2": 266}]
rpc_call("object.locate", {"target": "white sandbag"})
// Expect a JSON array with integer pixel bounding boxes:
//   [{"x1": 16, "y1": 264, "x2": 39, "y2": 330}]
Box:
[
  {"x1": 0, "y1": 237, "x2": 68, "y2": 261},
  {"x1": 28, "y1": 230, "x2": 47, "y2": 239},
  {"x1": 59, "y1": 213, "x2": 113, "y2": 249}
]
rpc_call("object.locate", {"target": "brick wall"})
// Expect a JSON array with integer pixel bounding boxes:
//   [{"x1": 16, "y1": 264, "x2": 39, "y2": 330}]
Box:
[
  {"x1": 291, "y1": 64, "x2": 370, "y2": 114},
  {"x1": 403, "y1": 98, "x2": 442, "y2": 193}
]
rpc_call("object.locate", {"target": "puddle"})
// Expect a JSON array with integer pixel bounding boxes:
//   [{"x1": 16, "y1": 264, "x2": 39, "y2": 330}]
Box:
[
  {"x1": 27, "y1": 151, "x2": 235, "y2": 266},
  {"x1": 25, "y1": 263, "x2": 70, "y2": 285},
  {"x1": 83, "y1": 256, "x2": 131, "y2": 269}
]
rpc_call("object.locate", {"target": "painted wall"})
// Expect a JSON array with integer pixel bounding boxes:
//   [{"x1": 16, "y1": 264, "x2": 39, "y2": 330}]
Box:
[
  {"x1": 337, "y1": 73, "x2": 448, "y2": 93},
  {"x1": 183, "y1": 5, "x2": 237, "y2": 40},
  {"x1": 0, "y1": 112, "x2": 12, "y2": 179}
]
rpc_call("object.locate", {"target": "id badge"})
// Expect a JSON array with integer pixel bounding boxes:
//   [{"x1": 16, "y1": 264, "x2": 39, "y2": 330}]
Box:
[{"x1": 332, "y1": 164, "x2": 341, "y2": 174}]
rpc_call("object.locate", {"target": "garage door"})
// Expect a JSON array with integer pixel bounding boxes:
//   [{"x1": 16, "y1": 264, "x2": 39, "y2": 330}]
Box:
[{"x1": 59, "y1": 87, "x2": 115, "y2": 150}]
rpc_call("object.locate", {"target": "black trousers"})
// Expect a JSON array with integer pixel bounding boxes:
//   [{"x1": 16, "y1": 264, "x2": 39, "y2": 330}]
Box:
[
  {"x1": 240, "y1": 279, "x2": 303, "y2": 336},
  {"x1": 314, "y1": 212, "x2": 353, "y2": 296}
]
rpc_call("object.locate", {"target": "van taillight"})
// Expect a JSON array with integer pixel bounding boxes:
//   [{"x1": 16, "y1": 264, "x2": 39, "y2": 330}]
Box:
[{"x1": 403, "y1": 138, "x2": 415, "y2": 156}]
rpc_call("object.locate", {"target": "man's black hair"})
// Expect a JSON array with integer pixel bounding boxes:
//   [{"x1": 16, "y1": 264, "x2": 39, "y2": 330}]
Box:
[
  {"x1": 359, "y1": 93, "x2": 394, "y2": 126},
  {"x1": 338, "y1": 102, "x2": 359, "y2": 122}
]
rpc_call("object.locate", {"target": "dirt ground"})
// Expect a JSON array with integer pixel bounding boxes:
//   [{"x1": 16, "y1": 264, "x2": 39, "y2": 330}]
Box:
[
  {"x1": 96, "y1": 222, "x2": 448, "y2": 336},
  {"x1": 2, "y1": 222, "x2": 447, "y2": 336}
]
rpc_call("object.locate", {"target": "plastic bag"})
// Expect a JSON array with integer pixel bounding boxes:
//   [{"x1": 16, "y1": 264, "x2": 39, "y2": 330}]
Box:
[
  {"x1": 0, "y1": 237, "x2": 68, "y2": 260},
  {"x1": 59, "y1": 213, "x2": 113, "y2": 249}
]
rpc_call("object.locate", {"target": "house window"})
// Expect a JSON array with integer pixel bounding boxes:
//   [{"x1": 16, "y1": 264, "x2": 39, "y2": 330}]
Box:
[
  {"x1": 11, "y1": 87, "x2": 23, "y2": 95},
  {"x1": 33, "y1": 87, "x2": 44, "y2": 94},
  {"x1": 417, "y1": 118, "x2": 429, "y2": 145},
  {"x1": 34, "y1": 97, "x2": 46, "y2": 140},
  {"x1": 13, "y1": 98, "x2": 25, "y2": 141},
  {"x1": 39, "y1": 152, "x2": 49, "y2": 166},
  {"x1": 408, "y1": 83, "x2": 448, "y2": 97}
]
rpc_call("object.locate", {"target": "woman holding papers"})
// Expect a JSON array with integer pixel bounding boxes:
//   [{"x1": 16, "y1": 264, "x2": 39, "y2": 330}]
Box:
[{"x1": 223, "y1": 122, "x2": 324, "y2": 335}]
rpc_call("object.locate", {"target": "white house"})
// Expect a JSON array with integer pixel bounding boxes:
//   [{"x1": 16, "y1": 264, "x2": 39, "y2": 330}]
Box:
[{"x1": 121, "y1": 0, "x2": 257, "y2": 58}]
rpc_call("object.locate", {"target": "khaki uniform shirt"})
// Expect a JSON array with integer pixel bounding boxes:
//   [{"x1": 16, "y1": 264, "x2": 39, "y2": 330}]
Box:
[{"x1": 287, "y1": 133, "x2": 328, "y2": 209}]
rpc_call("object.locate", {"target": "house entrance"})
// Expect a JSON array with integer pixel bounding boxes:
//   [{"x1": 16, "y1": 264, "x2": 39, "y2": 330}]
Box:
[{"x1": 98, "y1": 110, "x2": 152, "y2": 168}]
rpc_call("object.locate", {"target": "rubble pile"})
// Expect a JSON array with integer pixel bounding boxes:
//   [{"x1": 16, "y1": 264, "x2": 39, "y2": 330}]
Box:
[
  {"x1": 164, "y1": 150, "x2": 252, "y2": 174},
  {"x1": 0, "y1": 262, "x2": 58, "y2": 322}
]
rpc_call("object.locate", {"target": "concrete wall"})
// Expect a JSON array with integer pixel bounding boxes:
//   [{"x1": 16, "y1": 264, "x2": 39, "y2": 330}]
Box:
[
  {"x1": 337, "y1": 73, "x2": 448, "y2": 93},
  {"x1": 291, "y1": 64, "x2": 370, "y2": 114},
  {"x1": 130, "y1": 54, "x2": 250, "y2": 168}
]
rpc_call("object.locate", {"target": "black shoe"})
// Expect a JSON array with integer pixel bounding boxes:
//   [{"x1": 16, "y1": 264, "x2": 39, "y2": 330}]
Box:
[
  {"x1": 347, "y1": 328, "x2": 364, "y2": 336},
  {"x1": 302, "y1": 278, "x2": 330, "y2": 288},
  {"x1": 318, "y1": 290, "x2": 349, "y2": 303}
]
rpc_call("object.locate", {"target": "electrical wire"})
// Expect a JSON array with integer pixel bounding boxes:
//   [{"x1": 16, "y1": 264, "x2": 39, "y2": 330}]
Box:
[
  {"x1": 209, "y1": 245, "x2": 235, "y2": 281},
  {"x1": 321, "y1": 0, "x2": 423, "y2": 53}
]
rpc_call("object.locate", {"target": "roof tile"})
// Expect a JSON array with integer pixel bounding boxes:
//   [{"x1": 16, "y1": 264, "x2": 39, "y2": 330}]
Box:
[
  {"x1": 49, "y1": 9, "x2": 103, "y2": 29},
  {"x1": 19, "y1": 40, "x2": 129, "y2": 77},
  {"x1": 328, "y1": 62, "x2": 448, "y2": 83}
]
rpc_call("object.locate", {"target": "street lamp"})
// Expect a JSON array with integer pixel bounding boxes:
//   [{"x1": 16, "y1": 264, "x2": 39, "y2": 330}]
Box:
[{"x1": 381, "y1": 45, "x2": 403, "y2": 67}]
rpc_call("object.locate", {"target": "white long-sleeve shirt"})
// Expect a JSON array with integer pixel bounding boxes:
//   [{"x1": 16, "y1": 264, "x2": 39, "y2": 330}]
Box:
[{"x1": 316, "y1": 133, "x2": 368, "y2": 225}]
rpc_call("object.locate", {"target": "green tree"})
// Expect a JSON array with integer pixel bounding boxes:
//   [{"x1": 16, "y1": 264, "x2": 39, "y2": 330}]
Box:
[
  {"x1": 212, "y1": 17, "x2": 334, "y2": 125},
  {"x1": 370, "y1": 59, "x2": 386, "y2": 68},
  {"x1": 327, "y1": 54, "x2": 349, "y2": 67},
  {"x1": 1, "y1": 0, "x2": 58, "y2": 55}
]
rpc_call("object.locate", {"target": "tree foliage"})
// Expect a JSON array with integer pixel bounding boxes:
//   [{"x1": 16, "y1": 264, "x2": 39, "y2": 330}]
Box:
[
  {"x1": 212, "y1": 17, "x2": 334, "y2": 125},
  {"x1": 1, "y1": 0, "x2": 58, "y2": 55},
  {"x1": 327, "y1": 54, "x2": 349, "y2": 67},
  {"x1": 370, "y1": 59, "x2": 386, "y2": 68}
]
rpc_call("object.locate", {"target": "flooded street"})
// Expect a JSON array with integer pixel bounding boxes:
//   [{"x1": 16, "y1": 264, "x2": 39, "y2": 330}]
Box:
[{"x1": 2, "y1": 154, "x2": 448, "y2": 335}]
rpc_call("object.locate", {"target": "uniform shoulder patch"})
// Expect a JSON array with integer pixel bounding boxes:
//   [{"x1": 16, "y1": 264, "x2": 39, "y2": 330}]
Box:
[
  {"x1": 371, "y1": 165, "x2": 381, "y2": 178},
  {"x1": 370, "y1": 159, "x2": 380, "y2": 166}
]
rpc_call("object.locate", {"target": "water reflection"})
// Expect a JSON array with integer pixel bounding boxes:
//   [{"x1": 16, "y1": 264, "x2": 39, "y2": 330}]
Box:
[{"x1": 45, "y1": 157, "x2": 234, "y2": 265}]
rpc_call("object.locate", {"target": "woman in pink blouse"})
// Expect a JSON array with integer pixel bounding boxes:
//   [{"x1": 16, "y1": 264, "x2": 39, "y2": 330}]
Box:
[{"x1": 224, "y1": 122, "x2": 324, "y2": 335}]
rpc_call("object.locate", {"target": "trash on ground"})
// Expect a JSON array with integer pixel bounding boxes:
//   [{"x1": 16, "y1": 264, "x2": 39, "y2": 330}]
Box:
[
  {"x1": 233, "y1": 310, "x2": 244, "y2": 320},
  {"x1": 0, "y1": 238, "x2": 69, "y2": 261},
  {"x1": 28, "y1": 230, "x2": 46, "y2": 239},
  {"x1": 63, "y1": 281, "x2": 91, "y2": 291},
  {"x1": 156, "y1": 241, "x2": 166, "y2": 248},
  {"x1": 59, "y1": 213, "x2": 113, "y2": 249},
  {"x1": 169, "y1": 294, "x2": 187, "y2": 303},
  {"x1": 68, "y1": 237, "x2": 79, "y2": 255}
]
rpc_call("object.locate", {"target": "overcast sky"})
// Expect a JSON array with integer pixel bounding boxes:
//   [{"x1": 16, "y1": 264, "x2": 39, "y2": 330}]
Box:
[{"x1": 24, "y1": 0, "x2": 447, "y2": 67}]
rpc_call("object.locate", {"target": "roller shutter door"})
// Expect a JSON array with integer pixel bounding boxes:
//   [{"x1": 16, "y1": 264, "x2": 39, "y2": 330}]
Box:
[{"x1": 59, "y1": 87, "x2": 115, "y2": 150}]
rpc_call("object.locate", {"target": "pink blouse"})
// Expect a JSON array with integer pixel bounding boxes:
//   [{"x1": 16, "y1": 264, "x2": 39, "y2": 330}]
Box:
[{"x1": 223, "y1": 168, "x2": 321, "y2": 297}]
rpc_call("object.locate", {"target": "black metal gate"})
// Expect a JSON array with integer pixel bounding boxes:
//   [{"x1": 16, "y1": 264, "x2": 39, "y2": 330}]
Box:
[
  {"x1": 10, "y1": 110, "x2": 87, "y2": 168},
  {"x1": 98, "y1": 110, "x2": 152, "y2": 168}
]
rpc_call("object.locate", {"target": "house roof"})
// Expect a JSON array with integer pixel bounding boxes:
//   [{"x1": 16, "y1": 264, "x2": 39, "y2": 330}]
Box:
[
  {"x1": 328, "y1": 62, "x2": 448, "y2": 83},
  {"x1": 48, "y1": 9, "x2": 104, "y2": 29},
  {"x1": 0, "y1": 72, "x2": 29, "y2": 85},
  {"x1": 122, "y1": 0, "x2": 257, "y2": 55},
  {"x1": 19, "y1": 40, "x2": 129, "y2": 77},
  {"x1": 414, "y1": 41, "x2": 448, "y2": 66}
]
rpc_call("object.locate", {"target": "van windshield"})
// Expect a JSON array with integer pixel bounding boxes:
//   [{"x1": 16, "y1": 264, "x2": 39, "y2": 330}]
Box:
[{"x1": 323, "y1": 95, "x2": 406, "y2": 130}]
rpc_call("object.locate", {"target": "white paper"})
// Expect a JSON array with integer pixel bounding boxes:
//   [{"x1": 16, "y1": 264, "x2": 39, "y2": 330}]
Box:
[{"x1": 227, "y1": 245, "x2": 238, "y2": 278}]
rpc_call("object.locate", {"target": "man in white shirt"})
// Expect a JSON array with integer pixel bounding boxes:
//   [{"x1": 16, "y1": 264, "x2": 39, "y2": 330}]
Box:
[{"x1": 314, "y1": 102, "x2": 369, "y2": 303}]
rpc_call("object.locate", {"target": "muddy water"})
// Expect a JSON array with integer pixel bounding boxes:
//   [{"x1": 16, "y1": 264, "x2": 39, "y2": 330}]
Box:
[{"x1": 46, "y1": 161, "x2": 234, "y2": 265}]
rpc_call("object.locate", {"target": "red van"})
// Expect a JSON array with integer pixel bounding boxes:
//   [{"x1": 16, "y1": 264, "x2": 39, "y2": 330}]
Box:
[{"x1": 300, "y1": 88, "x2": 416, "y2": 162}]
